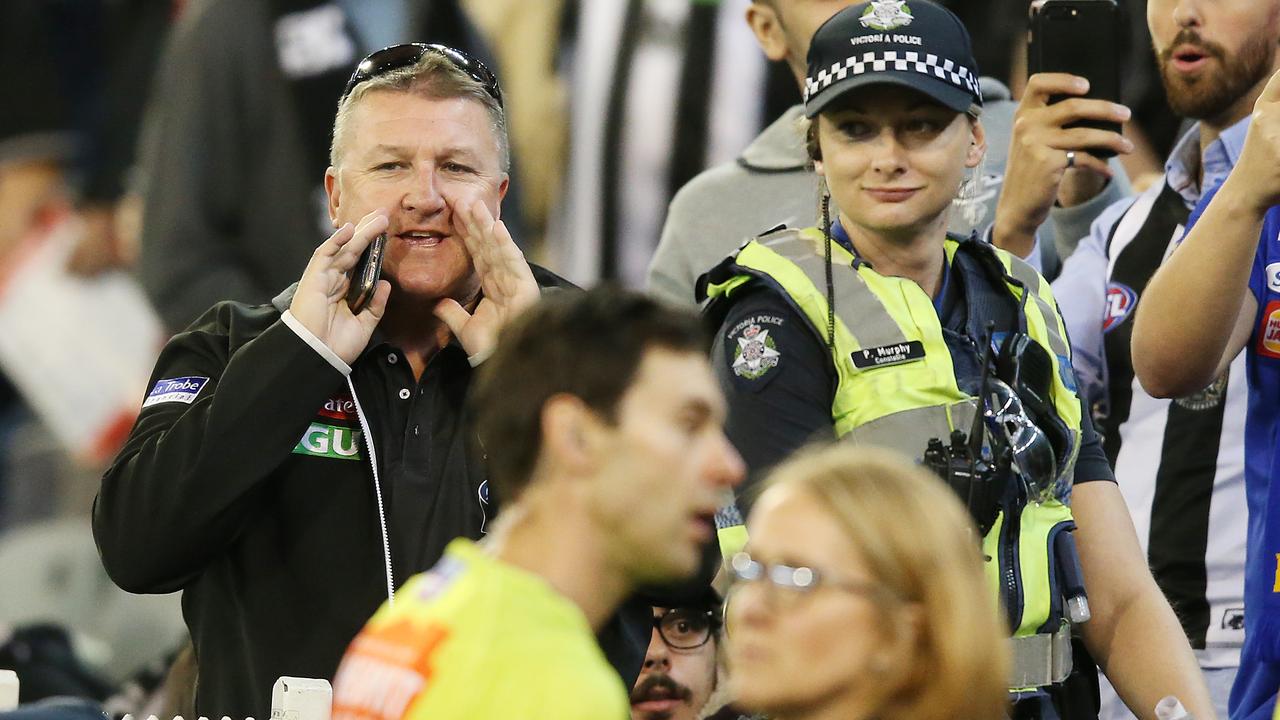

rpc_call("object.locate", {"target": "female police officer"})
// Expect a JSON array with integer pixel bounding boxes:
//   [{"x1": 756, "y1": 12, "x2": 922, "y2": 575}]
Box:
[{"x1": 698, "y1": 2, "x2": 1214, "y2": 719}]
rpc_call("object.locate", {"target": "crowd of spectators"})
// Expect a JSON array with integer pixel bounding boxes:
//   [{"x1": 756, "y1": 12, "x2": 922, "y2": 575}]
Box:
[{"x1": 1, "y1": 0, "x2": 1277, "y2": 719}]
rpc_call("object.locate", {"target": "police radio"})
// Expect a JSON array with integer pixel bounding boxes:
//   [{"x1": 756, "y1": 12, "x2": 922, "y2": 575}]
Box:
[
  {"x1": 921, "y1": 324, "x2": 1010, "y2": 535},
  {"x1": 922, "y1": 324, "x2": 1093, "y2": 625}
]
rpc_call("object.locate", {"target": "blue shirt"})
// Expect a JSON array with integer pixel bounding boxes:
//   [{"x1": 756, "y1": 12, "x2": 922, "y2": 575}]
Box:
[{"x1": 1186, "y1": 180, "x2": 1280, "y2": 720}]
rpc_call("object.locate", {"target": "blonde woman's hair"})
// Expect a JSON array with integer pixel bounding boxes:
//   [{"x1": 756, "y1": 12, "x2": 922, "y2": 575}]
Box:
[
  {"x1": 329, "y1": 51, "x2": 509, "y2": 170},
  {"x1": 766, "y1": 444, "x2": 1010, "y2": 720}
]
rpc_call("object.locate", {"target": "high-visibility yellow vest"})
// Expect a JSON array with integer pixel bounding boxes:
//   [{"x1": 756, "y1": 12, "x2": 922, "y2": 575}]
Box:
[{"x1": 704, "y1": 227, "x2": 1085, "y2": 674}]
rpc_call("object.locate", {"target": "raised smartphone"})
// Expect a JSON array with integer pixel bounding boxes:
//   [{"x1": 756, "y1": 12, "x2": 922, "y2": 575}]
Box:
[
  {"x1": 346, "y1": 232, "x2": 386, "y2": 314},
  {"x1": 1028, "y1": 0, "x2": 1124, "y2": 157}
]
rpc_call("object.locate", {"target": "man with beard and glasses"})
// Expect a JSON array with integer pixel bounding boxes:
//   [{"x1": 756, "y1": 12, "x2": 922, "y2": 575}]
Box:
[
  {"x1": 631, "y1": 600, "x2": 725, "y2": 720},
  {"x1": 993, "y1": 1, "x2": 1280, "y2": 717}
]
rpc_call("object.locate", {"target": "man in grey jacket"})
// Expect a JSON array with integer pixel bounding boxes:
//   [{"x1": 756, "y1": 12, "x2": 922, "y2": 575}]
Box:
[{"x1": 647, "y1": 0, "x2": 1131, "y2": 306}]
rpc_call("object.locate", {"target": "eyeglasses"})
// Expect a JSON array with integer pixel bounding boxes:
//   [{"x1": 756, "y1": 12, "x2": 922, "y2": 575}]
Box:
[
  {"x1": 341, "y1": 43, "x2": 503, "y2": 107},
  {"x1": 652, "y1": 608, "x2": 720, "y2": 650},
  {"x1": 983, "y1": 377, "x2": 1060, "y2": 503},
  {"x1": 726, "y1": 552, "x2": 891, "y2": 610}
]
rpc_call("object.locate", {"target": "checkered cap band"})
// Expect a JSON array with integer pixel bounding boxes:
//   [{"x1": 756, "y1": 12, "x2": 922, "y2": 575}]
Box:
[{"x1": 804, "y1": 50, "x2": 980, "y2": 104}]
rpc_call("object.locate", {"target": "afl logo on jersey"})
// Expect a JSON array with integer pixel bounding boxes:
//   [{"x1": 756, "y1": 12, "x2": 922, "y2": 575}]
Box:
[{"x1": 1103, "y1": 282, "x2": 1138, "y2": 333}]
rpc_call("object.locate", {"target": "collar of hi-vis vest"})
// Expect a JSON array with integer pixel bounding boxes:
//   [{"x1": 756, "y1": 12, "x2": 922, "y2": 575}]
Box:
[{"x1": 829, "y1": 218, "x2": 953, "y2": 315}]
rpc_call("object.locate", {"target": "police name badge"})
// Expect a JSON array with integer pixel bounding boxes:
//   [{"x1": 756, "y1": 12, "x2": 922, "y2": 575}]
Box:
[
  {"x1": 850, "y1": 341, "x2": 925, "y2": 369},
  {"x1": 730, "y1": 317, "x2": 783, "y2": 380}
]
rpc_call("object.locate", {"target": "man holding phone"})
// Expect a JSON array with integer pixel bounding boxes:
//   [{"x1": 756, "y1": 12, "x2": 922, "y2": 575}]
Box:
[
  {"x1": 994, "y1": 1, "x2": 1280, "y2": 718},
  {"x1": 91, "y1": 45, "x2": 568, "y2": 718}
]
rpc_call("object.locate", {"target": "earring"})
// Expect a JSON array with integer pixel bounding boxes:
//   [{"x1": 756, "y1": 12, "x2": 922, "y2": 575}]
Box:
[{"x1": 953, "y1": 154, "x2": 989, "y2": 228}]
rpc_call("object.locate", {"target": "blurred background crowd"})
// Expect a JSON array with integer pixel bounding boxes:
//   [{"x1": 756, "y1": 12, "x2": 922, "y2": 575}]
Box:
[{"x1": 0, "y1": 0, "x2": 1193, "y2": 715}]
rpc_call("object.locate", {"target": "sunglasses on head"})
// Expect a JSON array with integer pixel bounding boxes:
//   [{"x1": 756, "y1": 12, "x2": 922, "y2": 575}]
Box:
[{"x1": 341, "y1": 43, "x2": 503, "y2": 107}]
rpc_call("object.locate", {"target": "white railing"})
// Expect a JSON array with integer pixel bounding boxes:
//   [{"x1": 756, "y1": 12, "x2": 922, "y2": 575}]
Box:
[
  {"x1": 0, "y1": 675, "x2": 331, "y2": 720},
  {"x1": 0, "y1": 670, "x2": 18, "y2": 711}
]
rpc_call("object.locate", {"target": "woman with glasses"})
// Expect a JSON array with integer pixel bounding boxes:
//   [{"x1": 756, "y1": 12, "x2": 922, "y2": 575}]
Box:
[
  {"x1": 700, "y1": 2, "x2": 1214, "y2": 718},
  {"x1": 726, "y1": 445, "x2": 1006, "y2": 720}
]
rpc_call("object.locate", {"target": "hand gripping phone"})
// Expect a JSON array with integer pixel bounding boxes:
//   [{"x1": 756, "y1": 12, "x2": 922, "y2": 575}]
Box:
[
  {"x1": 346, "y1": 232, "x2": 386, "y2": 314},
  {"x1": 1028, "y1": 0, "x2": 1125, "y2": 157}
]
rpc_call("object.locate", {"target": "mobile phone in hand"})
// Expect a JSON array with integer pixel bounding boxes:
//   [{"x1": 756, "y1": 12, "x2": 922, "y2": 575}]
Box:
[
  {"x1": 346, "y1": 232, "x2": 386, "y2": 314},
  {"x1": 1028, "y1": 0, "x2": 1124, "y2": 157}
]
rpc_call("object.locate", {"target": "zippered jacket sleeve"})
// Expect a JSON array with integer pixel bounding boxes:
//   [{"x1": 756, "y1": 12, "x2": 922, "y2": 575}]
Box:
[{"x1": 93, "y1": 302, "x2": 348, "y2": 593}]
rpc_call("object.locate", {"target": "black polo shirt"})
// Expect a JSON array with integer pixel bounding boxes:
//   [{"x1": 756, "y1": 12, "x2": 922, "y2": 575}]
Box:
[{"x1": 351, "y1": 338, "x2": 489, "y2": 586}]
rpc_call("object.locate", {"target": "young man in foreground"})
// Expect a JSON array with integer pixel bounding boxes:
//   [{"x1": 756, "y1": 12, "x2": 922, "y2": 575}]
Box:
[{"x1": 331, "y1": 287, "x2": 745, "y2": 719}]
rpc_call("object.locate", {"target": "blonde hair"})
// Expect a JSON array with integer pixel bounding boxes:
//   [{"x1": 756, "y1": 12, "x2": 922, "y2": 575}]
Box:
[
  {"x1": 329, "y1": 51, "x2": 509, "y2": 170},
  {"x1": 765, "y1": 444, "x2": 1010, "y2": 720}
]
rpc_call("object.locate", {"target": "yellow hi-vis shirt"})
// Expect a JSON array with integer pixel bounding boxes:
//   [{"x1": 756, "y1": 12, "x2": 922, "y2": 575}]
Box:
[{"x1": 331, "y1": 538, "x2": 629, "y2": 720}]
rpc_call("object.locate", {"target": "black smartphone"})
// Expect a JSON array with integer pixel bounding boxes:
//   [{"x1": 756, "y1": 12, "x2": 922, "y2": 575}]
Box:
[
  {"x1": 346, "y1": 232, "x2": 386, "y2": 314},
  {"x1": 1028, "y1": 0, "x2": 1124, "y2": 157}
]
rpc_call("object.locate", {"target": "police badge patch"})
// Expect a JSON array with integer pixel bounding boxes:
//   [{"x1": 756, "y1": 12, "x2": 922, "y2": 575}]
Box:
[
  {"x1": 728, "y1": 315, "x2": 784, "y2": 381},
  {"x1": 860, "y1": 0, "x2": 914, "y2": 31}
]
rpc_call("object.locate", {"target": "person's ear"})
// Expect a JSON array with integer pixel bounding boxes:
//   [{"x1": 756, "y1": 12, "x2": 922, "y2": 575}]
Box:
[
  {"x1": 541, "y1": 394, "x2": 599, "y2": 474},
  {"x1": 807, "y1": 118, "x2": 824, "y2": 173},
  {"x1": 966, "y1": 119, "x2": 987, "y2": 169},
  {"x1": 324, "y1": 167, "x2": 341, "y2": 227},
  {"x1": 745, "y1": 3, "x2": 788, "y2": 62},
  {"x1": 494, "y1": 174, "x2": 510, "y2": 220}
]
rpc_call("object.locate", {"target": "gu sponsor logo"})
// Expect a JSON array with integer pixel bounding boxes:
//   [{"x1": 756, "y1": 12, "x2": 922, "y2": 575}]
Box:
[
  {"x1": 1259, "y1": 301, "x2": 1280, "y2": 360},
  {"x1": 142, "y1": 376, "x2": 209, "y2": 408},
  {"x1": 318, "y1": 390, "x2": 357, "y2": 421},
  {"x1": 293, "y1": 422, "x2": 363, "y2": 460},
  {"x1": 1103, "y1": 282, "x2": 1137, "y2": 333}
]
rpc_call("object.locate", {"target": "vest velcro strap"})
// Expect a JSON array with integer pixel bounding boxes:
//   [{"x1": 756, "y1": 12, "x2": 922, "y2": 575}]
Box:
[
  {"x1": 756, "y1": 231, "x2": 910, "y2": 350},
  {"x1": 1008, "y1": 622, "x2": 1073, "y2": 690}
]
